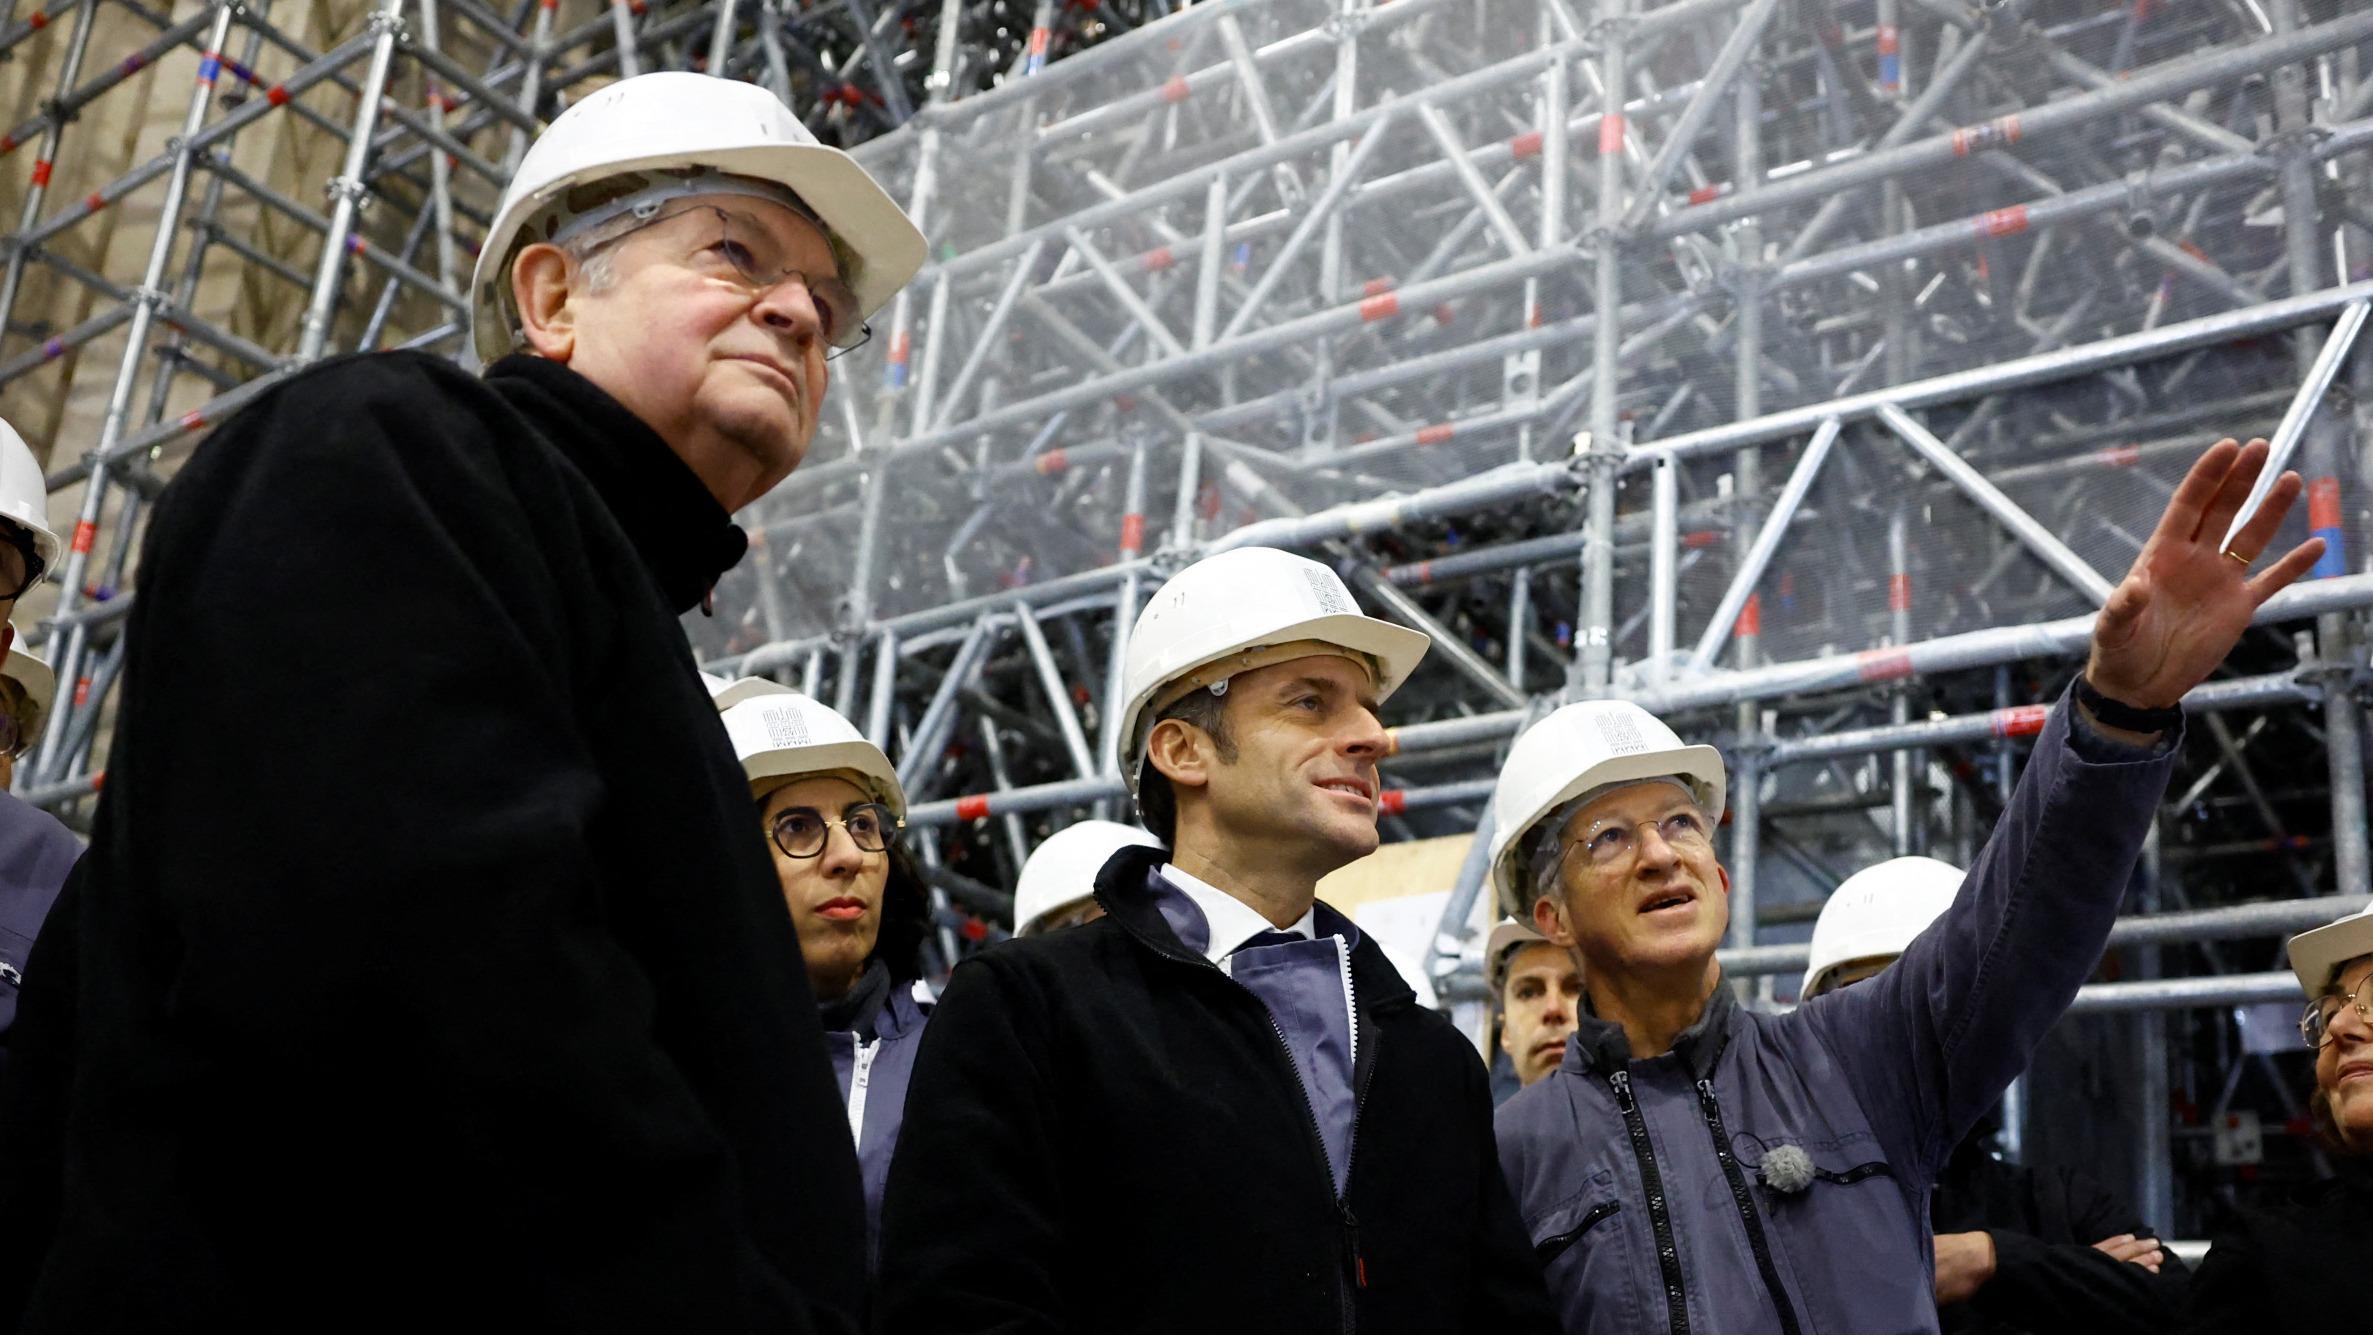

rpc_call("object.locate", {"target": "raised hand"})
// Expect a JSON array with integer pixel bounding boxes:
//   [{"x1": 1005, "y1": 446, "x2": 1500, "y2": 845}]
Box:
[{"x1": 2085, "y1": 437, "x2": 2326, "y2": 710}]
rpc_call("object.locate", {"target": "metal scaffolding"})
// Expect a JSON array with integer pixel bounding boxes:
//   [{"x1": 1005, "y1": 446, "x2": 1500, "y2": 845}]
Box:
[{"x1": 4, "y1": 0, "x2": 2371, "y2": 1234}]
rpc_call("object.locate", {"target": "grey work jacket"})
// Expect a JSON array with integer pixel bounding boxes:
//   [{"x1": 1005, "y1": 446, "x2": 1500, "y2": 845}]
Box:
[{"x1": 1495, "y1": 690, "x2": 2177, "y2": 1335}]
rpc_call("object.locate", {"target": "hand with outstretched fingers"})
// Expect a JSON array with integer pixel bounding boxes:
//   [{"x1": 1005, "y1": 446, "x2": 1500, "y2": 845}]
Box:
[{"x1": 2085, "y1": 437, "x2": 2326, "y2": 710}]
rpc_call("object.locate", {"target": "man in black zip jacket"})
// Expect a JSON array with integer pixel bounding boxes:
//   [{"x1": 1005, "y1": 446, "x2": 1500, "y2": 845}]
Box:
[
  {"x1": 878, "y1": 546, "x2": 1557, "y2": 1335},
  {"x1": 0, "y1": 74, "x2": 925, "y2": 1332}
]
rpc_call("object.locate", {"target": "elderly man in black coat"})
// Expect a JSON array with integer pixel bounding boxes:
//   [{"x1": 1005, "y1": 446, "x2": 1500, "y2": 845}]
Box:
[{"x1": 0, "y1": 72, "x2": 922, "y2": 1333}]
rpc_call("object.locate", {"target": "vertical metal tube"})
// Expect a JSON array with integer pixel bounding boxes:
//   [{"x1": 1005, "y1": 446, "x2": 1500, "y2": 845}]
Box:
[
  {"x1": 2134, "y1": 827, "x2": 2174, "y2": 1231},
  {"x1": 295, "y1": 0, "x2": 407, "y2": 361},
  {"x1": 1192, "y1": 176, "x2": 1226, "y2": 349},
  {"x1": 1098, "y1": 440, "x2": 1150, "y2": 774},
  {"x1": 608, "y1": 0, "x2": 643, "y2": 78},
  {"x1": 414, "y1": 0, "x2": 459, "y2": 293},
  {"x1": 1727, "y1": 751, "x2": 1760, "y2": 957},
  {"x1": 1889, "y1": 507, "x2": 1917, "y2": 856},
  {"x1": 2272, "y1": 0, "x2": 2372, "y2": 898},
  {"x1": 707, "y1": 0, "x2": 739, "y2": 74},
  {"x1": 1649, "y1": 451, "x2": 1676, "y2": 675},
  {"x1": 865, "y1": 628, "x2": 899, "y2": 747},
  {"x1": 1507, "y1": 570, "x2": 1531, "y2": 691},
  {"x1": 33, "y1": 0, "x2": 244, "y2": 783},
  {"x1": 0, "y1": 0, "x2": 101, "y2": 343},
  {"x1": 1016, "y1": 606, "x2": 1097, "y2": 779},
  {"x1": 508, "y1": 0, "x2": 557, "y2": 171},
  {"x1": 1575, "y1": 0, "x2": 1629, "y2": 693},
  {"x1": 975, "y1": 716, "x2": 1035, "y2": 872}
]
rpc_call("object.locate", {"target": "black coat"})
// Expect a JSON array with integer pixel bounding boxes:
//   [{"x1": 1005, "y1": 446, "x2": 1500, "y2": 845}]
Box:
[
  {"x1": 0, "y1": 352, "x2": 867, "y2": 1333},
  {"x1": 2181, "y1": 1155, "x2": 2373, "y2": 1333},
  {"x1": 876, "y1": 844, "x2": 1556, "y2": 1335},
  {"x1": 1928, "y1": 1139, "x2": 2188, "y2": 1334}
]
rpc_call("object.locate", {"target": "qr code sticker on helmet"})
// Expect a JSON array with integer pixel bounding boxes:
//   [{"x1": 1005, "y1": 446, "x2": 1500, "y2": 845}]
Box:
[
  {"x1": 764, "y1": 708, "x2": 812, "y2": 748},
  {"x1": 1303, "y1": 568, "x2": 1353, "y2": 616},
  {"x1": 1595, "y1": 711, "x2": 1647, "y2": 754}
]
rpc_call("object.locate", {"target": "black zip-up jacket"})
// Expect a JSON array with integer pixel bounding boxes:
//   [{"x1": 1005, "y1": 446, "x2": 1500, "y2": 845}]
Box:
[
  {"x1": 2181, "y1": 1155, "x2": 2373, "y2": 1333},
  {"x1": 1929, "y1": 1137, "x2": 2188, "y2": 1334},
  {"x1": 0, "y1": 352, "x2": 867, "y2": 1333},
  {"x1": 876, "y1": 845, "x2": 1557, "y2": 1335}
]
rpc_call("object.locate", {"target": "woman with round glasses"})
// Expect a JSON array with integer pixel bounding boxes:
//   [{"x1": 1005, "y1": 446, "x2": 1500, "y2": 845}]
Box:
[
  {"x1": 2182, "y1": 901, "x2": 2373, "y2": 1331},
  {"x1": 714, "y1": 678, "x2": 932, "y2": 1268}
]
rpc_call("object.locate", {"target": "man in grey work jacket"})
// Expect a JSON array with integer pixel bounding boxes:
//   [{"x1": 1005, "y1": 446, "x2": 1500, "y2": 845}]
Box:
[
  {"x1": 1489, "y1": 436, "x2": 2323, "y2": 1335},
  {"x1": 879, "y1": 546, "x2": 1557, "y2": 1334}
]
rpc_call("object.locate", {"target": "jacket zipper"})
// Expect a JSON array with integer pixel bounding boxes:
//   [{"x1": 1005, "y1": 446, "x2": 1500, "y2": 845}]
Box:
[
  {"x1": 1610, "y1": 1069, "x2": 1691, "y2": 1335},
  {"x1": 845, "y1": 1038, "x2": 879, "y2": 1146},
  {"x1": 1127, "y1": 918, "x2": 1371, "y2": 1332},
  {"x1": 1535, "y1": 1200, "x2": 1621, "y2": 1266},
  {"x1": 1695, "y1": 1078, "x2": 1804, "y2": 1335}
]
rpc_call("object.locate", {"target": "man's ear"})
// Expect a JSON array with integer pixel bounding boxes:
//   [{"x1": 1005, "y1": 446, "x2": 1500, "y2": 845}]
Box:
[
  {"x1": 1531, "y1": 894, "x2": 1574, "y2": 946},
  {"x1": 1144, "y1": 716, "x2": 1214, "y2": 794},
  {"x1": 510, "y1": 243, "x2": 579, "y2": 361},
  {"x1": 0, "y1": 622, "x2": 17, "y2": 661}
]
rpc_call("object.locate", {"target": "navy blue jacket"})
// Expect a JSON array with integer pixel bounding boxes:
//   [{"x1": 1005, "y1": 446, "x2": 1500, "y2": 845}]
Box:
[
  {"x1": 878, "y1": 846, "x2": 1557, "y2": 1334},
  {"x1": 0, "y1": 791, "x2": 80, "y2": 1084},
  {"x1": 825, "y1": 976, "x2": 933, "y2": 1267},
  {"x1": 1495, "y1": 691, "x2": 2176, "y2": 1335}
]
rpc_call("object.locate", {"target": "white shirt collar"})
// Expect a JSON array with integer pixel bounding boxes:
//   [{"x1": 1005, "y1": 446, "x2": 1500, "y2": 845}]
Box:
[{"x1": 1158, "y1": 862, "x2": 1315, "y2": 966}]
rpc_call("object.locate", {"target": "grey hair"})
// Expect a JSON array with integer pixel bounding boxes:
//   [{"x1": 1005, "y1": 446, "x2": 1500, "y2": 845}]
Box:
[
  {"x1": 503, "y1": 212, "x2": 642, "y2": 355},
  {"x1": 1519, "y1": 776, "x2": 1705, "y2": 910}
]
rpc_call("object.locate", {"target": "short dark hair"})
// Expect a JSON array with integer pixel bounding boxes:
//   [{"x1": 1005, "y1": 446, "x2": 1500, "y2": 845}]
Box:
[{"x1": 1134, "y1": 686, "x2": 1235, "y2": 845}]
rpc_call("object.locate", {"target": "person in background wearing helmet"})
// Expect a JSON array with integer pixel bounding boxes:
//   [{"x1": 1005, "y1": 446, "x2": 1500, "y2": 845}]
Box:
[
  {"x1": 0, "y1": 636, "x2": 54, "y2": 795},
  {"x1": 1492, "y1": 438, "x2": 2323, "y2": 1335},
  {"x1": 1009, "y1": 818, "x2": 1160, "y2": 936},
  {"x1": 1489, "y1": 916, "x2": 1583, "y2": 1097},
  {"x1": 714, "y1": 679, "x2": 933, "y2": 1271},
  {"x1": 2181, "y1": 901, "x2": 2373, "y2": 1333},
  {"x1": 0, "y1": 417, "x2": 84, "y2": 1100},
  {"x1": 880, "y1": 547, "x2": 1557, "y2": 1334},
  {"x1": 1801, "y1": 857, "x2": 2187, "y2": 1335},
  {"x1": 0, "y1": 75, "x2": 924, "y2": 1334}
]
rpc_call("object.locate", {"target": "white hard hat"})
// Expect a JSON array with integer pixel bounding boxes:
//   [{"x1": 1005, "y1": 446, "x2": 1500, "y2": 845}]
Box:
[
  {"x1": 705, "y1": 671, "x2": 795, "y2": 712},
  {"x1": 1485, "y1": 700, "x2": 1726, "y2": 918},
  {"x1": 1012, "y1": 819, "x2": 1161, "y2": 936},
  {"x1": 3, "y1": 629, "x2": 53, "y2": 729},
  {"x1": 1485, "y1": 915, "x2": 1553, "y2": 988},
  {"x1": 1801, "y1": 856, "x2": 1964, "y2": 998},
  {"x1": 1114, "y1": 548, "x2": 1430, "y2": 794},
  {"x1": 2289, "y1": 901, "x2": 2373, "y2": 997},
  {"x1": 469, "y1": 72, "x2": 926, "y2": 364},
  {"x1": 0, "y1": 417, "x2": 60, "y2": 576},
  {"x1": 715, "y1": 680, "x2": 906, "y2": 820}
]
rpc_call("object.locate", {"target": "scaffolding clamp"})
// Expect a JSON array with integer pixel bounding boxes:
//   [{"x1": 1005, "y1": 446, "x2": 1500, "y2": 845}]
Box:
[{"x1": 323, "y1": 174, "x2": 372, "y2": 212}]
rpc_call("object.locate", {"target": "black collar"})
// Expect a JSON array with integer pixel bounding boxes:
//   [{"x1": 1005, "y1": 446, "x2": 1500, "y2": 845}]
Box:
[
  {"x1": 1565, "y1": 978, "x2": 1737, "y2": 1080},
  {"x1": 484, "y1": 354, "x2": 748, "y2": 614},
  {"x1": 1090, "y1": 844, "x2": 1418, "y2": 1010}
]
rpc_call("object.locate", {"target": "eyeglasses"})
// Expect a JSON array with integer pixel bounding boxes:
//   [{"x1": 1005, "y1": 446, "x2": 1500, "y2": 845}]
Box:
[
  {"x1": 768, "y1": 801, "x2": 901, "y2": 860},
  {"x1": 2301, "y1": 975, "x2": 2373, "y2": 1048},
  {"x1": 587, "y1": 204, "x2": 869, "y2": 358},
  {"x1": 1565, "y1": 809, "x2": 1713, "y2": 870},
  {"x1": 0, "y1": 521, "x2": 45, "y2": 603}
]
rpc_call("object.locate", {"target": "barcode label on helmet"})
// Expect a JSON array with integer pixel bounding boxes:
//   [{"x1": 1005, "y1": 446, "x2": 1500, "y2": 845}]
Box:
[
  {"x1": 1303, "y1": 568, "x2": 1353, "y2": 616},
  {"x1": 764, "y1": 708, "x2": 811, "y2": 748},
  {"x1": 1595, "y1": 712, "x2": 1647, "y2": 754}
]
